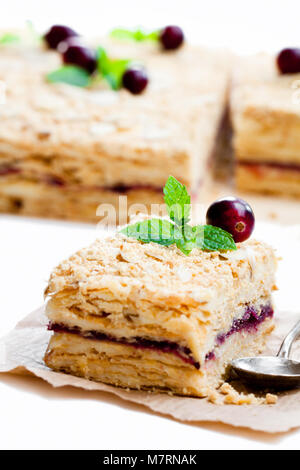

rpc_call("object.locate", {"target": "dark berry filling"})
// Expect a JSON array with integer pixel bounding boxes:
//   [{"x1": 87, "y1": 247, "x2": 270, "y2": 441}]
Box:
[
  {"x1": 0, "y1": 169, "x2": 162, "y2": 193},
  {"x1": 239, "y1": 160, "x2": 300, "y2": 172},
  {"x1": 216, "y1": 304, "x2": 273, "y2": 345},
  {"x1": 48, "y1": 304, "x2": 273, "y2": 370},
  {"x1": 48, "y1": 322, "x2": 200, "y2": 369},
  {"x1": 0, "y1": 166, "x2": 21, "y2": 176}
]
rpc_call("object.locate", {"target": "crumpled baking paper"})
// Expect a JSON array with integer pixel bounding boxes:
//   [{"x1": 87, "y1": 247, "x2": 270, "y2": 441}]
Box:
[{"x1": 1, "y1": 221, "x2": 300, "y2": 433}]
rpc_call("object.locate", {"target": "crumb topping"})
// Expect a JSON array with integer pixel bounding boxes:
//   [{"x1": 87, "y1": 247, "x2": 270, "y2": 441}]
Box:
[{"x1": 45, "y1": 234, "x2": 276, "y2": 310}]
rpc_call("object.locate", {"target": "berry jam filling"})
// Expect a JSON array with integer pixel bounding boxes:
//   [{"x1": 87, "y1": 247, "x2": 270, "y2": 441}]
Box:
[
  {"x1": 0, "y1": 169, "x2": 162, "y2": 193},
  {"x1": 48, "y1": 304, "x2": 273, "y2": 370},
  {"x1": 48, "y1": 322, "x2": 200, "y2": 369},
  {"x1": 0, "y1": 167, "x2": 21, "y2": 176},
  {"x1": 216, "y1": 304, "x2": 273, "y2": 345},
  {"x1": 239, "y1": 160, "x2": 300, "y2": 172}
]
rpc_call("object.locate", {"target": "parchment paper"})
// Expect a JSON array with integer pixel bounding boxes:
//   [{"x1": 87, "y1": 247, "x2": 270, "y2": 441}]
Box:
[{"x1": 1, "y1": 222, "x2": 300, "y2": 433}]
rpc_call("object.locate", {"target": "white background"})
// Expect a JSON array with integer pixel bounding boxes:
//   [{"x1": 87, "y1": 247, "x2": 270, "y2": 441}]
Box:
[{"x1": 1, "y1": 0, "x2": 300, "y2": 450}]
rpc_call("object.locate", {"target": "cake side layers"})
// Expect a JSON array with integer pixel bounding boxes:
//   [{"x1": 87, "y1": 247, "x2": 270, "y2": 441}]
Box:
[
  {"x1": 231, "y1": 53, "x2": 300, "y2": 196},
  {"x1": 0, "y1": 181, "x2": 165, "y2": 223},
  {"x1": 236, "y1": 161, "x2": 300, "y2": 196},
  {"x1": 47, "y1": 302, "x2": 274, "y2": 370},
  {"x1": 44, "y1": 316, "x2": 274, "y2": 397}
]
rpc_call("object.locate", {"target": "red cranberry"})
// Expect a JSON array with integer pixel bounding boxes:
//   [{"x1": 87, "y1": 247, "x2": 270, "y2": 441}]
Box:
[
  {"x1": 160, "y1": 25, "x2": 184, "y2": 50},
  {"x1": 122, "y1": 67, "x2": 148, "y2": 94},
  {"x1": 44, "y1": 25, "x2": 78, "y2": 50},
  {"x1": 277, "y1": 48, "x2": 300, "y2": 74},
  {"x1": 206, "y1": 197, "x2": 255, "y2": 243},
  {"x1": 57, "y1": 36, "x2": 81, "y2": 54},
  {"x1": 62, "y1": 44, "x2": 97, "y2": 74}
]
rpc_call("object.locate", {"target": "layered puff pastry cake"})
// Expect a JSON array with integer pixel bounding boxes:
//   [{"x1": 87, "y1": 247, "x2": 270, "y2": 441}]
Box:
[
  {"x1": 231, "y1": 53, "x2": 300, "y2": 197},
  {"x1": 44, "y1": 233, "x2": 277, "y2": 397},
  {"x1": 0, "y1": 39, "x2": 229, "y2": 223}
]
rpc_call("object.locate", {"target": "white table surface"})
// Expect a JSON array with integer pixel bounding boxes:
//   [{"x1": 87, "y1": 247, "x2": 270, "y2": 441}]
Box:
[{"x1": 1, "y1": 0, "x2": 300, "y2": 450}]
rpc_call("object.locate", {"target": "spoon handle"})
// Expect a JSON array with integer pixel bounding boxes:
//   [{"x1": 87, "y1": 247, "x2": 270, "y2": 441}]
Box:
[{"x1": 277, "y1": 319, "x2": 300, "y2": 359}]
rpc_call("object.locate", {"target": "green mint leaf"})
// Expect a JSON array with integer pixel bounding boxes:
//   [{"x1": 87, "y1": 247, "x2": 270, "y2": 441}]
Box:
[
  {"x1": 120, "y1": 219, "x2": 182, "y2": 246},
  {"x1": 104, "y1": 59, "x2": 131, "y2": 90},
  {"x1": 97, "y1": 46, "x2": 130, "y2": 90},
  {"x1": 110, "y1": 29, "x2": 137, "y2": 41},
  {"x1": 110, "y1": 28, "x2": 159, "y2": 42},
  {"x1": 163, "y1": 175, "x2": 190, "y2": 227},
  {"x1": 46, "y1": 66, "x2": 91, "y2": 87},
  {"x1": 0, "y1": 33, "x2": 20, "y2": 45},
  {"x1": 175, "y1": 237, "x2": 196, "y2": 255},
  {"x1": 194, "y1": 225, "x2": 236, "y2": 251},
  {"x1": 97, "y1": 47, "x2": 110, "y2": 74}
]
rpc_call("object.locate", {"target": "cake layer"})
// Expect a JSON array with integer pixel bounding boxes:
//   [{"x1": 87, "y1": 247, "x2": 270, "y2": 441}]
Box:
[
  {"x1": 236, "y1": 161, "x2": 300, "y2": 197},
  {"x1": 0, "y1": 179, "x2": 164, "y2": 223},
  {"x1": 47, "y1": 302, "x2": 273, "y2": 370},
  {"x1": 44, "y1": 316, "x2": 274, "y2": 396},
  {"x1": 0, "y1": 40, "x2": 230, "y2": 221},
  {"x1": 45, "y1": 235, "x2": 277, "y2": 364}
]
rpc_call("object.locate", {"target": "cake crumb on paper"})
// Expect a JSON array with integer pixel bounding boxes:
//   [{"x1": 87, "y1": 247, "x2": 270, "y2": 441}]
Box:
[
  {"x1": 265, "y1": 393, "x2": 278, "y2": 405},
  {"x1": 207, "y1": 382, "x2": 278, "y2": 405}
]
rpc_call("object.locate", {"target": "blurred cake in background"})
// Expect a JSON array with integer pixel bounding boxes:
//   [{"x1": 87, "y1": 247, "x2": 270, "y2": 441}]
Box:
[
  {"x1": 231, "y1": 52, "x2": 300, "y2": 197},
  {"x1": 0, "y1": 26, "x2": 230, "y2": 223}
]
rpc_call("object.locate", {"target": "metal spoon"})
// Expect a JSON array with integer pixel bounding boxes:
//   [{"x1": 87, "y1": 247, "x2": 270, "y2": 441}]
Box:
[{"x1": 231, "y1": 319, "x2": 300, "y2": 389}]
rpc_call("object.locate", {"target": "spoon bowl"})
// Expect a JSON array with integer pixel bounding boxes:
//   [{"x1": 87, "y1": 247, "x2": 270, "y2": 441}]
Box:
[
  {"x1": 231, "y1": 356, "x2": 300, "y2": 389},
  {"x1": 230, "y1": 318, "x2": 300, "y2": 389}
]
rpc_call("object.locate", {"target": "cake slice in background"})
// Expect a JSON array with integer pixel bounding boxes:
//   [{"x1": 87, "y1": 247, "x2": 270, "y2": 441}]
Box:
[
  {"x1": 0, "y1": 36, "x2": 230, "y2": 223},
  {"x1": 231, "y1": 53, "x2": 300, "y2": 197}
]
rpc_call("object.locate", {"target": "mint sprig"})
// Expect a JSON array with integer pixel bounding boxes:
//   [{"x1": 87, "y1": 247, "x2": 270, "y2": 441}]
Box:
[
  {"x1": 97, "y1": 46, "x2": 131, "y2": 90},
  {"x1": 46, "y1": 66, "x2": 91, "y2": 87},
  {"x1": 163, "y1": 175, "x2": 190, "y2": 227},
  {"x1": 110, "y1": 28, "x2": 159, "y2": 43},
  {"x1": 120, "y1": 176, "x2": 237, "y2": 255},
  {"x1": 121, "y1": 219, "x2": 182, "y2": 246},
  {"x1": 0, "y1": 33, "x2": 20, "y2": 45},
  {"x1": 47, "y1": 47, "x2": 134, "y2": 90},
  {"x1": 193, "y1": 225, "x2": 236, "y2": 251}
]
